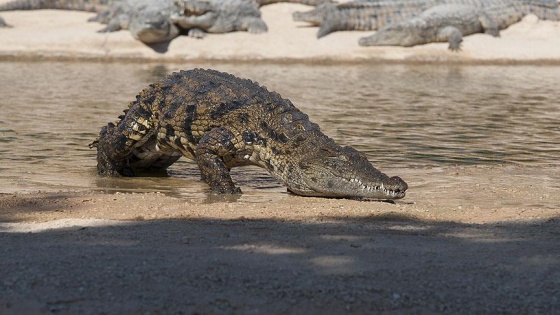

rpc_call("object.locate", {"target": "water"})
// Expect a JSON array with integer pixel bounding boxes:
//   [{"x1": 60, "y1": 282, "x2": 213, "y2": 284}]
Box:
[{"x1": 0, "y1": 61, "x2": 559, "y2": 199}]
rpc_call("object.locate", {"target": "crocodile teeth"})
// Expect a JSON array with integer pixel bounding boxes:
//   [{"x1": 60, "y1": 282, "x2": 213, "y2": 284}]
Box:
[{"x1": 347, "y1": 176, "x2": 404, "y2": 197}]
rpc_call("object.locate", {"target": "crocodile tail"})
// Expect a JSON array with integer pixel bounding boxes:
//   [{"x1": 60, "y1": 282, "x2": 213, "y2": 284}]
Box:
[
  {"x1": 317, "y1": 6, "x2": 380, "y2": 38},
  {"x1": 517, "y1": 0, "x2": 559, "y2": 9},
  {"x1": 258, "y1": 0, "x2": 333, "y2": 6},
  {"x1": 520, "y1": 0, "x2": 560, "y2": 21},
  {"x1": 0, "y1": 0, "x2": 111, "y2": 12}
]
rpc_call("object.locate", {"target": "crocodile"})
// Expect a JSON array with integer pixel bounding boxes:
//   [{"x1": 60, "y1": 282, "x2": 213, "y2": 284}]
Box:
[
  {"x1": 293, "y1": 0, "x2": 560, "y2": 38},
  {"x1": 0, "y1": 0, "x2": 330, "y2": 42},
  {"x1": 88, "y1": 0, "x2": 183, "y2": 44},
  {"x1": 0, "y1": 0, "x2": 182, "y2": 44},
  {"x1": 170, "y1": 0, "x2": 268, "y2": 38},
  {"x1": 90, "y1": 69, "x2": 408, "y2": 199},
  {"x1": 258, "y1": 0, "x2": 333, "y2": 5},
  {"x1": 0, "y1": 0, "x2": 110, "y2": 30},
  {"x1": 359, "y1": 4, "x2": 500, "y2": 50},
  {"x1": 358, "y1": 1, "x2": 560, "y2": 49},
  {"x1": 294, "y1": 0, "x2": 436, "y2": 37},
  {"x1": 0, "y1": 0, "x2": 110, "y2": 11}
]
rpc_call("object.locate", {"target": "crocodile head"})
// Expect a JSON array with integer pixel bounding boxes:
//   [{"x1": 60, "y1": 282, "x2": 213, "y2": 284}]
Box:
[
  {"x1": 358, "y1": 25, "x2": 420, "y2": 47},
  {"x1": 129, "y1": 9, "x2": 180, "y2": 44},
  {"x1": 291, "y1": 146, "x2": 408, "y2": 200},
  {"x1": 292, "y1": 3, "x2": 335, "y2": 26}
]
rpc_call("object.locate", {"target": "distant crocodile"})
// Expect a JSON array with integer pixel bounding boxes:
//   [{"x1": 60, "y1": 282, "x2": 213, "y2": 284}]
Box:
[
  {"x1": 258, "y1": 0, "x2": 332, "y2": 5},
  {"x1": 358, "y1": 1, "x2": 560, "y2": 49},
  {"x1": 293, "y1": 0, "x2": 560, "y2": 38},
  {"x1": 170, "y1": 0, "x2": 268, "y2": 38},
  {"x1": 88, "y1": 0, "x2": 183, "y2": 44},
  {"x1": 0, "y1": 0, "x2": 109, "y2": 31},
  {"x1": 91, "y1": 69, "x2": 408, "y2": 199},
  {"x1": 0, "y1": 0, "x2": 268, "y2": 43},
  {"x1": 0, "y1": 0, "x2": 330, "y2": 41},
  {"x1": 0, "y1": 0, "x2": 182, "y2": 44},
  {"x1": 0, "y1": 0, "x2": 110, "y2": 11},
  {"x1": 359, "y1": 4, "x2": 500, "y2": 50}
]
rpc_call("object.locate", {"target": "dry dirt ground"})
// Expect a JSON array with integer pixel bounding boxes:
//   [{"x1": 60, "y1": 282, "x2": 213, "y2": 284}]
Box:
[
  {"x1": 1, "y1": 1, "x2": 559, "y2": 314},
  {"x1": 1, "y1": 166, "x2": 559, "y2": 314}
]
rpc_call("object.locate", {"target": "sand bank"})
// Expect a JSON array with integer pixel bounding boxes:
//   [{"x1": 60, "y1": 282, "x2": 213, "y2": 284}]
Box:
[{"x1": 0, "y1": 3, "x2": 559, "y2": 63}]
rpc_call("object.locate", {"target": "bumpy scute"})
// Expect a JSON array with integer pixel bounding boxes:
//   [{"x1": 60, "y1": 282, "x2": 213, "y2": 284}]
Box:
[{"x1": 92, "y1": 69, "x2": 408, "y2": 199}]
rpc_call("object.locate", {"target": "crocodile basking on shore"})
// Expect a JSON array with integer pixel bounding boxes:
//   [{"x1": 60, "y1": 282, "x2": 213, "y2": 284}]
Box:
[
  {"x1": 0, "y1": 0, "x2": 331, "y2": 41},
  {"x1": 359, "y1": 4, "x2": 499, "y2": 50},
  {"x1": 170, "y1": 0, "x2": 268, "y2": 38},
  {"x1": 95, "y1": 0, "x2": 184, "y2": 44},
  {"x1": 0, "y1": 0, "x2": 108, "y2": 31},
  {"x1": 90, "y1": 69, "x2": 408, "y2": 199},
  {"x1": 1, "y1": 0, "x2": 310, "y2": 43},
  {"x1": 293, "y1": 0, "x2": 560, "y2": 38},
  {"x1": 358, "y1": 1, "x2": 560, "y2": 49},
  {"x1": 0, "y1": 0, "x2": 182, "y2": 44},
  {"x1": 258, "y1": 0, "x2": 332, "y2": 5}
]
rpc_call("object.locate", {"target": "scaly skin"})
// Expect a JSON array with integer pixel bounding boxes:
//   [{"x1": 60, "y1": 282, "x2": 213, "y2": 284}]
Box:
[
  {"x1": 0, "y1": 0, "x2": 110, "y2": 11},
  {"x1": 293, "y1": 0, "x2": 560, "y2": 38},
  {"x1": 294, "y1": 0, "x2": 439, "y2": 37},
  {"x1": 358, "y1": 1, "x2": 560, "y2": 49},
  {"x1": 0, "y1": 0, "x2": 181, "y2": 44},
  {"x1": 257, "y1": 0, "x2": 333, "y2": 6},
  {"x1": 359, "y1": 4, "x2": 500, "y2": 50},
  {"x1": 171, "y1": 0, "x2": 268, "y2": 37},
  {"x1": 89, "y1": 0, "x2": 181, "y2": 44},
  {"x1": 91, "y1": 69, "x2": 408, "y2": 199},
  {"x1": 0, "y1": 0, "x2": 110, "y2": 27},
  {"x1": 293, "y1": 2, "x2": 335, "y2": 26}
]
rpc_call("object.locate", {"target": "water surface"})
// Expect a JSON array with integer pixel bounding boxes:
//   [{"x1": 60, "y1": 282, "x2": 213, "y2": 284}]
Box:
[{"x1": 0, "y1": 62, "x2": 558, "y2": 200}]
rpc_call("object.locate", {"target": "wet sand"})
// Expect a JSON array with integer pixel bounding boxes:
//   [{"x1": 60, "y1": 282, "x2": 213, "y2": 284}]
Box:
[{"x1": 1, "y1": 3, "x2": 560, "y2": 314}]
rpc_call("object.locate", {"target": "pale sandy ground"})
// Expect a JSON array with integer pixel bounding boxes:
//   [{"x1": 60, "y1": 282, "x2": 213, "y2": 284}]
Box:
[
  {"x1": 1, "y1": 2, "x2": 560, "y2": 314},
  {"x1": 0, "y1": 2, "x2": 559, "y2": 63}
]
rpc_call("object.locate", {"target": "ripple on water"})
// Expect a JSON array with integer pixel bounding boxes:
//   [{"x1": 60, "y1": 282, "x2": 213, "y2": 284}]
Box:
[{"x1": 0, "y1": 62, "x2": 559, "y2": 196}]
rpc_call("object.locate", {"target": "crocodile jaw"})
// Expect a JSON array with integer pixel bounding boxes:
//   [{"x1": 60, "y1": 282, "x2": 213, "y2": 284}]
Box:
[
  {"x1": 293, "y1": 146, "x2": 408, "y2": 200},
  {"x1": 359, "y1": 27, "x2": 417, "y2": 47},
  {"x1": 297, "y1": 173, "x2": 407, "y2": 200}
]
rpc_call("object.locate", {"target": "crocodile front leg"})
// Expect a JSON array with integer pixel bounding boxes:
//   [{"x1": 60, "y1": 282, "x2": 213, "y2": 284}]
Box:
[{"x1": 195, "y1": 127, "x2": 242, "y2": 194}]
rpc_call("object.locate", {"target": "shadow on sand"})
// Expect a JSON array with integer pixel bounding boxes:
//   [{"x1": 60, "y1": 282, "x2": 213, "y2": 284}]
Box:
[{"x1": 1, "y1": 206, "x2": 559, "y2": 314}]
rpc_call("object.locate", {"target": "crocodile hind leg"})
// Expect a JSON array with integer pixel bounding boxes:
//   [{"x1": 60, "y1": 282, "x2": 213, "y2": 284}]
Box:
[
  {"x1": 478, "y1": 12, "x2": 500, "y2": 37},
  {"x1": 241, "y1": 17, "x2": 268, "y2": 34},
  {"x1": 437, "y1": 26, "x2": 463, "y2": 51},
  {"x1": 195, "y1": 127, "x2": 243, "y2": 194},
  {"x1": 95, "y1": 106, "x2": 153, "y2": 177}
]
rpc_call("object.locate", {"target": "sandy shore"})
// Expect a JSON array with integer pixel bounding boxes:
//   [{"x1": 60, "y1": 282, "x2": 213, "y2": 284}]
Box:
[
  {"x1": 1, "y1": 3, "x2": 560, "y2": 314},
  {"x1": 1, "y1": 165, "x2": 559, "y2": 313},
  {"x1": 0, "y1": 2, "x2": 559, "y2": 63}
]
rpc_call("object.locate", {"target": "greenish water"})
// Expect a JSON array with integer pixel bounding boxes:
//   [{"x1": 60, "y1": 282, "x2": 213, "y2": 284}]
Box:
[{"x1": 0, "y1": 61, "x2": 558, "y2": 198}]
